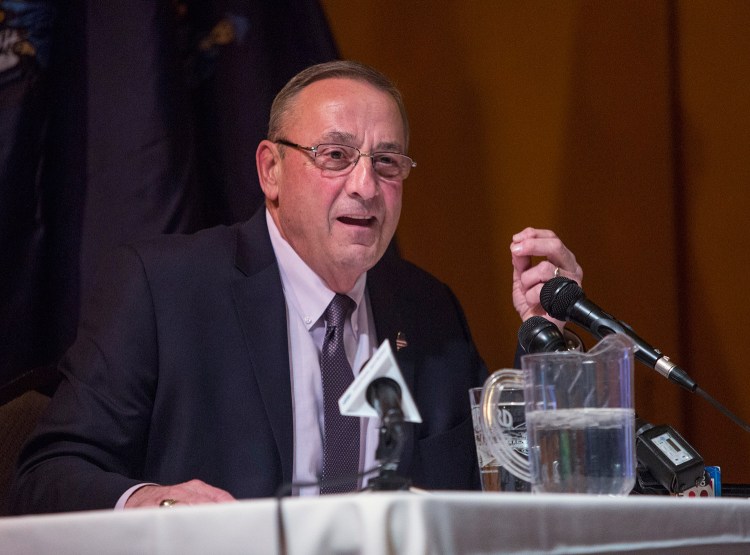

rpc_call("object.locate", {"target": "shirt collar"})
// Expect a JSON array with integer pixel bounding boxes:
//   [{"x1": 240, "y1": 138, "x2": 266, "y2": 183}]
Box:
[{"x1": 265, "y1": 209, "x2": 366, "y2": 332}]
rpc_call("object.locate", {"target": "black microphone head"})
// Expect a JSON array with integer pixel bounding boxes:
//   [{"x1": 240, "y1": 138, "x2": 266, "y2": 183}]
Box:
[
  {"x1": 540, "y1": 277, "x2": 584, "y2": 320},
  {"x1": 366, "y1": 377, "x2": 402, "y2": 407},
  {"x1": 518, "y1": 315, "x2": 567, "y2": 353}
]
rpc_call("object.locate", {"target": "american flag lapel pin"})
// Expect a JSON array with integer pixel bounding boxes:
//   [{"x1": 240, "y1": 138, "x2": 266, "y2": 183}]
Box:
[{"x1": 396, "y1": 331, "x2": 408, "y2": 351}]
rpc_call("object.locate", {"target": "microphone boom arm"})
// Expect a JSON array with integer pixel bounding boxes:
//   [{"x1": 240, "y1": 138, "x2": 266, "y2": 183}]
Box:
[
  {"x1": 581, "y1": 307, "x2": 697, "y2": 392},
  {"x1": 541, "y1": 276, "x2": 750, "y2": 435}
]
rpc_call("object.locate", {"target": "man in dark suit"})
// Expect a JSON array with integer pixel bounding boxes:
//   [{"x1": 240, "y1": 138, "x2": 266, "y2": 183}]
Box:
[{"x1": 10, "y1": 61, "x2": 581, "y2": 513}]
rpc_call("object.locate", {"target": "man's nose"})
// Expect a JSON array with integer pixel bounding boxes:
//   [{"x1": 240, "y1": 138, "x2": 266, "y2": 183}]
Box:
[{"x1": 344, "y1": 155, "x2": 379, "y2": 199}]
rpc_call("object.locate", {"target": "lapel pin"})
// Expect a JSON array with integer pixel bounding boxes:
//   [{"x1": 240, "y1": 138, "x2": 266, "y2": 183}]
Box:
[{"x1": 396, "y1": 332, "x2": 408, "y2": 351}]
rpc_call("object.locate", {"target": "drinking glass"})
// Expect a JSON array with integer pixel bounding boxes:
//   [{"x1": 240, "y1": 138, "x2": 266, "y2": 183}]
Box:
[{"x1": 469, "y1": 387, "x2": 530, "y2": 492}]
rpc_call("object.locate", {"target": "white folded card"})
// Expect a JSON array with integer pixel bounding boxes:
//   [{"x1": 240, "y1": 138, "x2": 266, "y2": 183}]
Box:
[{"x1": 339, "y1": 339, "x2": 422, "y2": 423}]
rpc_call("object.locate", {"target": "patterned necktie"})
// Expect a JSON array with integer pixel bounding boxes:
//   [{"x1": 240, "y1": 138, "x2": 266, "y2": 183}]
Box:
[{"x1": 320, "y1": 293, "x2": 359, "y2": 494}]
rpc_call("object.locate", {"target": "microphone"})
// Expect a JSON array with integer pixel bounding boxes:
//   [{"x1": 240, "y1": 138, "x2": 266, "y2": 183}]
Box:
[
  {"x1": 366, "y1": 377, "x2": 406, "y2": 467},
  {"x1": 366, "y1": 377, "x2": 405, "y2": 427},
  {"x1": 365, "y1": 377, "x2": 409, "y2": 490},
  {"x1": 339, "y1": 340, "x2": 421, "y2": 486},
  {"x1": 518, "y1": 315, "x2": 567, "y2": 353},
  {"x1": 339, "y1": 339, "x2": 421, "y2": 423},
  {"x1": 540, "y1": 276, "x2": 697, "y2": 392}
]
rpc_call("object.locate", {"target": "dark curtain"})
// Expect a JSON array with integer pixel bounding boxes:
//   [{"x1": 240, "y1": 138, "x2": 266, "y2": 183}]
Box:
[{"x1": 0, "y1": 0, "x2": 338, "y2": 403}]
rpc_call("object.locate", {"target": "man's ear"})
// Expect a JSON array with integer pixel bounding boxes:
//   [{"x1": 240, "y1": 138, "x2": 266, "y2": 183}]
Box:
[{"x1": 256, "y1": 140, "x2": 281, "y2": 201}]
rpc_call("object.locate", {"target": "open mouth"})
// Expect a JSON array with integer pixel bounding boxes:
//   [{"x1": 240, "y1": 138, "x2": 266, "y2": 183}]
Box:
[{"x1": 338, "y1": 216, "x2": 376, "y2": 228}]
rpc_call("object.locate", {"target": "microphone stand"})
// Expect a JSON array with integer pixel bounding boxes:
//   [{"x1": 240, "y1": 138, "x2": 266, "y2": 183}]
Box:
[{"x1": 368, "y1": 409, "x2": 410, "y2": 491}]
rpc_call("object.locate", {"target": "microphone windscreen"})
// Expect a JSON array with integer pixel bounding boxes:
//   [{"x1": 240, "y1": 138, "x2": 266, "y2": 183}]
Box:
[
  {"x1": 365, "y1": 377, "x2": 402, "y2": 408},
  {"x1": 518, "y1": 315, "x2": 566, "y2": 353},
  {"x1": 540, "y1": 277, "x2": 584, "y2": 320}
]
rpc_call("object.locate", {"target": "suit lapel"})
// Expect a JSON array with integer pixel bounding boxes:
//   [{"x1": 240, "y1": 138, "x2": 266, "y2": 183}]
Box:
[
  {"x1": 367, "y1": 254, "x2": 417, "y2": 478},
  {"x1": 230, "y1": 215, "x2": 417, "y2": 487},
  {"x1": 230, "y1": 211, "x2": 294, "y2": 484}
]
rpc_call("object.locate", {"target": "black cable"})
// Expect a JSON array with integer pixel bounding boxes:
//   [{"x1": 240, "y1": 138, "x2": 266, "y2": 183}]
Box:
[
  {"x1": 695, "y1": 386, "x2": 750, "y2": 434},
  {"x1": 274, "y1": 463, "x2": 392, "y2": 555},
  {"x1": 275, "y1": 398, "x2": 410, "y2": 555}
]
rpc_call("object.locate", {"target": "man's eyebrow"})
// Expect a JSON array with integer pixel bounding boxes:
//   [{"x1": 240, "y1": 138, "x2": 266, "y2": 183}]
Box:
[
  {"x1": 320, "y1": 131, "x2": 405, "y2": 153},
  {"x1": 321, "y1": 131, "x2": 356, "y2": 144},
  {"x1": 373, "y1": 141, "x2": 404, "y2": 153}
]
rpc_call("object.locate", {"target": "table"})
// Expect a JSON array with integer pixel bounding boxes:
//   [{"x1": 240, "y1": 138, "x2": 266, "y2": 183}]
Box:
[{"x1": 2, "y1": 491, "x2": 750, "y2": 554}]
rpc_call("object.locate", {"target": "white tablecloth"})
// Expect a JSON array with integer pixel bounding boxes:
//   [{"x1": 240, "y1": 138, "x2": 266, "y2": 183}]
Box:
[{"x1": 2, "y1": 491, "x2": 750, "y2": 554}]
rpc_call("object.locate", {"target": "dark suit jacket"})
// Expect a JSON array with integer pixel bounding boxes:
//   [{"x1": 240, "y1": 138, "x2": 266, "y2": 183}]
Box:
[{"x1": 10, "y1": 209, "x2": 488, "y2": 514}]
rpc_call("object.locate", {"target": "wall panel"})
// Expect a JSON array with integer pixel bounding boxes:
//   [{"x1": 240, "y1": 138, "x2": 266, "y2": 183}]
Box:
[{"x1": 322, "y1": 0, "x2": 750, "y2": 482}]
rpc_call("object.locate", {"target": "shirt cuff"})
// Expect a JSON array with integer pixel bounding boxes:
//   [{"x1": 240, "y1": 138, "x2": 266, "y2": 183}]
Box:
[{"x1": 114, "y1": 483, "x2": 158, "y2": 510}]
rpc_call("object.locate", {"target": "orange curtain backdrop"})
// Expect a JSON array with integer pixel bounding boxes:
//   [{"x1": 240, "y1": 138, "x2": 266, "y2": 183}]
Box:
[{"x1": 321, "y1": 0, "x2": 750, "y2": 483}]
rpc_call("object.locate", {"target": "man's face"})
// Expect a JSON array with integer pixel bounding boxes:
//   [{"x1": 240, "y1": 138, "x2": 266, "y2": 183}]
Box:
[{"x1": 260, "y1": 78, "x2": 405, "y2": 292}]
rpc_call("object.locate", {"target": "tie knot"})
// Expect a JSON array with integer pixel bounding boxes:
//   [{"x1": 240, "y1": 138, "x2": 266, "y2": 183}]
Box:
[{"x1": 325, "y1": 294, "x2": 355, "y2": 329}]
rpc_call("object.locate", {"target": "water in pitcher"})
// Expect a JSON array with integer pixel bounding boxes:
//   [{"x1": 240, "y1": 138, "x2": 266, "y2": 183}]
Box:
[{"x1": 526, "y1": 407, "x2": 636, "y2": 495}]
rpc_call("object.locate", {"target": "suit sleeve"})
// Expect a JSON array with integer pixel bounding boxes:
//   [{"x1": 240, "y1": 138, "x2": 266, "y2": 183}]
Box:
[{"x1": 10, "y1": 245, "x2": 159, "y2": 514}]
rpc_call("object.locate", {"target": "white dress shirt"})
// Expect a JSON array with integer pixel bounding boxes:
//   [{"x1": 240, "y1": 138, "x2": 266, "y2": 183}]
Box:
[{"x1": 266, "y1": 210, "x2": 380, "y2": 495}]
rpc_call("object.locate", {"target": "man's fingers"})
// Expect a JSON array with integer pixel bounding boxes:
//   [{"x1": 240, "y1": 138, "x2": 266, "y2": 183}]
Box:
[
  {"x1": 511, "y1": 227, "x2": 559, "y2": 243},
  {"x1": 125, "y1": 480, "x2": 236, "y2": 508},
  {"x1": 510, "y1": 228, "x2": 582, "y2": 284}
]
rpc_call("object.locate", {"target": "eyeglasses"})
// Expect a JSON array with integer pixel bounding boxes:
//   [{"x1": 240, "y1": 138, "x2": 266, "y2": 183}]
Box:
[{"x1": 275, "y1": 139, "x2": 416, "y2": 180}]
